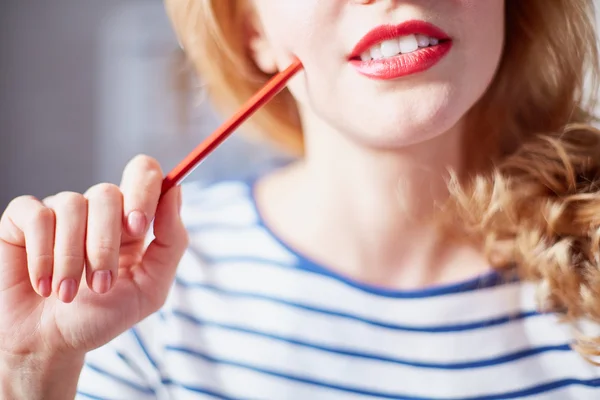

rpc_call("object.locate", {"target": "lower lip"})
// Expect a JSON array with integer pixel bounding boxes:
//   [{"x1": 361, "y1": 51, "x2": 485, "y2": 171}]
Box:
[{"x1": 349, "y1": 41, "x2": 452, "y2": 80}]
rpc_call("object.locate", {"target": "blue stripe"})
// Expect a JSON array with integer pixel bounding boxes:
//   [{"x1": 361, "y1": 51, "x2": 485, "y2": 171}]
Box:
[
  {"x1": 170, "y1": 309, "x2": 572, "y2": 370},
  {"x1": 174, "y1": 278, "x2": 541, "y2": 333},
  {"x1": 186, "y1": 247, "x2": 515, "y2": 300},
  {"x1": 164, "y1": 346, "x2": 600, "y2": 400},
  {"x1": 186, "y1": 244, "x2": 214, "y2": 264},
  {"x1": 161, "y1": 379, "x2": 245, "y2": 400},
  {"x1": 116, "y1": 351, "x2": 149, "y2": 383},
  {"x1": 131, "y1": 327, "x2": 159, "y2": 369},
  {"x1": 84, "y1": 363, "x2": 155, "y2": 395},
  {"x1": 76, "y1": 392, "x2": 111, "y2": 400}
]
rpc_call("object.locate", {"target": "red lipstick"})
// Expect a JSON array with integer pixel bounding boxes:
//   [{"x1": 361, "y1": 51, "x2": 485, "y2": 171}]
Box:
[{"x1": 349, "y1": 20, "x2": 452, "y2": 80}]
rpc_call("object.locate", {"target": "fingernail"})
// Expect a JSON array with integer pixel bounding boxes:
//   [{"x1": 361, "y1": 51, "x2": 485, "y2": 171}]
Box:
[
  {"x1": 38, "y1": 277, "x2": 52, "y2": 298},
  {"x1": 127, "y1": 210, "x2": 148, "y2": 237},
  {"x1": 92, "y1": 270, "x2": 112, "y2": 294},
  {"x1": 58, "y1": 279, "x2": 77, "y2": 303}
]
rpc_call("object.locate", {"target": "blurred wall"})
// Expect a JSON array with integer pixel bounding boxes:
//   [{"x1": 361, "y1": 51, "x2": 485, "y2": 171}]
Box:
[
  {"x1": 0, "y1": 0, "x2": 130, "y2": 207},
  {"x1": 0, "y1": 0, "x2": 287, "y2": 210}
]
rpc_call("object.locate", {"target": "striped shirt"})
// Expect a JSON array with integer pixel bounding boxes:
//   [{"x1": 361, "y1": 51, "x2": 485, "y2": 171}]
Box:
[{"x1": 77, "y1": 179, "x2": 600, "y2": 400}]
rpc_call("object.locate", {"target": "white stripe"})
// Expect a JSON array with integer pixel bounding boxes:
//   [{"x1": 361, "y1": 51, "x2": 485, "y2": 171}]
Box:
[
  {"x1": 164, "y1": 350, "x2": 398, "y2": 400},
  {"x1": 182, "y1": 181, "x2": 249, "y2": 207},
  {"x1": 528, "y1": 385, "x2": 600, "y2": 400},
  {"x1": 189, "y1": 228, "x2": 295, "y2": 263},
  {"x1": 161, "y1": 385, "x2": 237, "y2": 400},
  {"x1": 166, "y1": 285, "x2": 572, "y2": 364},
  {"x1": 182, "y1": 194, "x2": 258, "y2": 228},
  {"x1": 177, "y1": 255, "x2": 538, "y2": 327},
  {"x1": 161, "y1": 386, "x2": 224, "y2": 400},
  {"x1": 163, "y1": 325, "x2": 598, "y2": 399},
  {"x1": 78, "y1": 355, "x2": 154, "y2": 399}
]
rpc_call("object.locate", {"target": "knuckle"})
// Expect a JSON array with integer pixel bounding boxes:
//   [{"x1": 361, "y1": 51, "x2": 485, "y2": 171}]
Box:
[
  {"x1": 29, "y1": 207, "x2": 55, "y2": 228},
  {"x1": 87, "y1": 241, "x2": 119, "y2": 268},
  {"x1": 7, "y1": 195, "x2": 38, "y2": 212},
  {"x1": 86, "y1": 183, "x2": 121, "y2": 201},
  {"x1": 55, "y1": 245, "x2": 86, "y2": 261},
  {"x1": 41, "y1": 195, "x2": 55, "y2": 205},
  {"x1": 11, "y1": 195, "x2": 38, "y2": 205},
  {"x1": 54, "y1": 254, "x2": 86, "y2": 273},
  {"x1": 130, "y1": 155, "x2": 163, "y2": 176},
  {"x1": 31, "y1": 254, "x2": 53, "y2": 271},
  {"x1": 53, "y1": 192, "x2": 86, "y2": 211}
]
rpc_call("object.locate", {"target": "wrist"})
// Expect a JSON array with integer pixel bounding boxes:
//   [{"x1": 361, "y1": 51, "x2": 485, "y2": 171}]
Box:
[{"x1": 1, "y1": 351, "x2": 85, "y2": 400}]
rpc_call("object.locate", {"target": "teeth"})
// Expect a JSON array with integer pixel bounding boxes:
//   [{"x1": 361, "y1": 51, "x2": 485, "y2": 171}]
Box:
[
  {"x1": 370, "y1": 46, "x2": 384, "y2": 60},
  {"x1": 380, "y1": 39, "x2": 401, "y2": 58},
  {"x1": 358, "y1": 34, "x2": 441, "y2": 62},
  {"x1": 398, "y1": 35, "x2": 419, "y2": 54},
  {"x1": 416, "y1": 34, "x2": 430, "y2": 48}
]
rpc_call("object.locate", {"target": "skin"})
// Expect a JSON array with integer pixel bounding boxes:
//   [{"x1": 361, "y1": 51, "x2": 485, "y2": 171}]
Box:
[
  {"x1": 249, "y1": 0, "x2": 505, "y2": 287},
  {"x1": 0, "y1": 157, "x2": 188, "y2": 398},
  {"x1": 0, "y1": 0, "x2": 504, "y2": 397}
]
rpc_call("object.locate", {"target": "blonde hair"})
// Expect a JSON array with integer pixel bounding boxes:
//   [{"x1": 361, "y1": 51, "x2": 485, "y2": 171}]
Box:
[{"x1": 165, "y1": 0, "x2": 600, "y2": 358}]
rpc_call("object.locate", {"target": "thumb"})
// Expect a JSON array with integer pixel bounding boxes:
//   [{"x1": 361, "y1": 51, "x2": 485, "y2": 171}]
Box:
[{"x1": 137, "y1": 186, "x2": 188, "y2": 311}]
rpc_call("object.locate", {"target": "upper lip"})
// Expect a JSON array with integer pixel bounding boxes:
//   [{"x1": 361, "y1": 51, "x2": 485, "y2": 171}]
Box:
[{"x1": 348, "y1": 20, "x2": 451, "y2": 60}]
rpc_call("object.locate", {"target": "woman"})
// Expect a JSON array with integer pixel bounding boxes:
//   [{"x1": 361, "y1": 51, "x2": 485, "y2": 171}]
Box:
[{"x1": 2, "y1": 0, "x2": 600, "y2": 398}]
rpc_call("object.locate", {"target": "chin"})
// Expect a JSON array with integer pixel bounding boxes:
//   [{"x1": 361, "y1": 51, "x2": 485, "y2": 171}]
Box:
[
  {"x1": 345, "y1": 104, "x2": 465, "y2": 150},
  {"x1": 352, "y1": 127, "x2": 451, "y2": 150}
]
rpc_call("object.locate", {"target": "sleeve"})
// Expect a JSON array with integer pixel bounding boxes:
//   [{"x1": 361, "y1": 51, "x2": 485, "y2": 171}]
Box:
[{"x1": 76, "y1": 311, "x2": 167, "y2": 400}]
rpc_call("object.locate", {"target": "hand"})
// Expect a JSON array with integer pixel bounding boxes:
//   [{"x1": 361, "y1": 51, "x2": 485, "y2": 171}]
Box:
[{"x1": 0, "y1": 155, "x2": 188, "y2": 361}]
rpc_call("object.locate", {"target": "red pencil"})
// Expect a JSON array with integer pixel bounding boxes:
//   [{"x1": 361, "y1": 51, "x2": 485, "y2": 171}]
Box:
[{"x1": 161, "y1": 58, "x2": 304, "y2": 194}]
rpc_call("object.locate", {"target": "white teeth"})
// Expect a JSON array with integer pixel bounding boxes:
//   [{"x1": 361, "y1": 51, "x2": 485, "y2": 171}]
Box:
[
  {"x1": 398, "y1": 34, "x2": 419, "y2": 54},
  {"x1": 380, "y1": 39, "x2": 401, "y2": 57},
  {"x1": 358, "y1": 34, "x2": 442, "y2": 61},
  {"x1": 416, "y1": 34, "x2": 430, "y2": 48},
  {"x1": 370, "y1": 46, "x2": 384, "y2": 60}
]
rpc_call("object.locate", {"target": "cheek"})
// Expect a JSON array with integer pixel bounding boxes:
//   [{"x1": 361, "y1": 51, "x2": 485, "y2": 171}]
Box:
[
  {"x1": 255, "y1": 3, "x2": 337, "y2": 107},
  {"x1": 455, "y1": 0, "x2": 505, "y2": 103},
  {"x1": 461, "y1": 0, "x2": 505, "y2": 65},
  {"x1": 256, "y1": 1, "x2": 323, "y2": 53}
]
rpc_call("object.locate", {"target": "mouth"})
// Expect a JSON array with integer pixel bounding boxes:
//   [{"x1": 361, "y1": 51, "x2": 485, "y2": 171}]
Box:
[
  {"x1": 348, "y1": 20, "x2": 451, "y2": 61},
  {"x1": 348, "y1": 20, "x2": 452, "y2": 80},
  {"x1": 350, "y1": 34, "x2": 448, "y2": 62}
]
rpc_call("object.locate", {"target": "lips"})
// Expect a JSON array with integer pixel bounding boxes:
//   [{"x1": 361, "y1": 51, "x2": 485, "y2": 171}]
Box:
[{"x1": 348, "y1": 20, "x2": 452, "y2": 80}]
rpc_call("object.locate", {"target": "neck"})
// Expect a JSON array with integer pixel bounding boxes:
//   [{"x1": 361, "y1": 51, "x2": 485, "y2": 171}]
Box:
[
  {"x1": 257, "y1": 114, "x2": 490, "y2": 289},
  {"x1": 303, "y1": 116, "x2": 465, "y2": 224}
]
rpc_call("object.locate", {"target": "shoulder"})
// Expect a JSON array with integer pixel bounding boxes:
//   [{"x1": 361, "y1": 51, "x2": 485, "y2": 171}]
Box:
[
  {"x1": 174, "y1": 178, "x2": 292, "y2": 276},
  {"x1": 179, "y1": 179, "x2": 259, "y2": 230}
]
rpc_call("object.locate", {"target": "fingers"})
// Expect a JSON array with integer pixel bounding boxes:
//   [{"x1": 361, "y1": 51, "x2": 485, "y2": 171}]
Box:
[
  {"x1": 120, "y1": 155, "x2": 163, "y2": 241},
  {"x1": 139, "y1": 185, "x2": 187, "y2": 314},
  {"x1": 84, "y1": 184, "x2": 123, "y2": 295},
  {"x1": 0, "y1": 196, "x2": 55, "y2": 297},
  {"x1": 1, "y1": 154, "x2": 169, "y2": 306},
  {"x1": 44, "y1": 193, "x2": 87, "y2": 303}
]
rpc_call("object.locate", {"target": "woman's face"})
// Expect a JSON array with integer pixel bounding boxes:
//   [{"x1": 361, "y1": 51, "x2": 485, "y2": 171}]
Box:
[{"x1": 248, "y1": 0, "x2": 505, "y2": 148}]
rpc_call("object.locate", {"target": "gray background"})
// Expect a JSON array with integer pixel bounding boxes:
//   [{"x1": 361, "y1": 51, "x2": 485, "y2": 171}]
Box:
[{"x1": 0, "y1": 0, "x2": 287, "y2": 209}]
